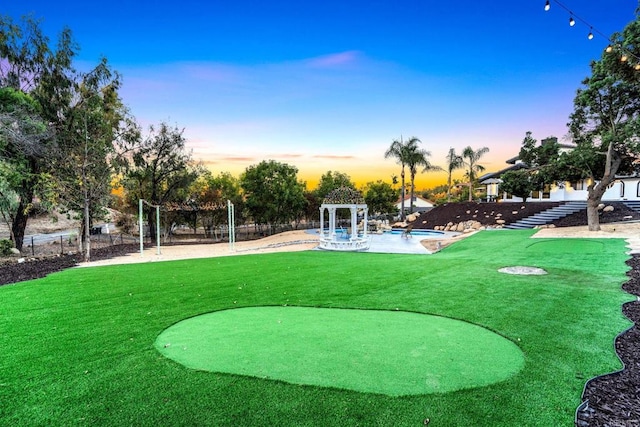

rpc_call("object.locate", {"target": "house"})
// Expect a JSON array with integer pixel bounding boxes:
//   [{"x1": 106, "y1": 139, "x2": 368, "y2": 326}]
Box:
[
  {"x1": 396, "y1": 195, "x2": 435, "y2": 213},
  {"x1": 479, "y1": 137, "x2": 640, "y2": 202}
]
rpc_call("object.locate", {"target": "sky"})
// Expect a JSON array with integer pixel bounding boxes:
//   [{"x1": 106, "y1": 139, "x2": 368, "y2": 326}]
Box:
[{"x1": 3, "y1": 1, "x2": 637, "y2": 189}]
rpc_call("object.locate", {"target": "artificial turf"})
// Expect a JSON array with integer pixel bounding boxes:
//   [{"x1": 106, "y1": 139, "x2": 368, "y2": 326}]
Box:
[
  {"x1": 155, "y1": 306, "x2": 524, "y2": 396},
  {"x1": 0, "y1": 229, "x2": 633, "y2": 426}
]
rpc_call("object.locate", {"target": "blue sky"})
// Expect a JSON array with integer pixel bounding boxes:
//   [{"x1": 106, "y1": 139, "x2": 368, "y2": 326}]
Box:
[{"x1": 3, "y1": 1, "x2": 637, "y2": 188}]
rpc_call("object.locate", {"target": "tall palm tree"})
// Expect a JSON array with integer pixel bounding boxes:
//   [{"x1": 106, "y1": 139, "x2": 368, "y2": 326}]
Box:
[
  {"x1": 462, "y1": 146, "x2": 490, "y2": 201},
  {"x1": 384, "y1": 136, "x2": 418, "y2": 220},
  {"x1": 406, "y1": 140, "x2": 441, "y2": 213},
  {"x1": 445, "y1": 148, "x2": 464, "y2": 202}
]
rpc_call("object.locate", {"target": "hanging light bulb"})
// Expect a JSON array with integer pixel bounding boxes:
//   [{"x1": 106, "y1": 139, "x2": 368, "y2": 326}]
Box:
[
  {"x1": 605, "y1": 45, "x2": 613, "y2": 53},
  {"x1": 544, "y1": 0, "x2": 550, "y2": 11},
  {"x1": 621, "y1": 54, "x2": 628, "y2": 62},
  {"x1": 569, "y1": 15, "x2": 575, "y2": 27},
  {"x1": 588, "y1": 28, "x2": 594, "y2": 40},
  {"x1": 635, "y1": 64, "x2": 640, "y2": 71}
]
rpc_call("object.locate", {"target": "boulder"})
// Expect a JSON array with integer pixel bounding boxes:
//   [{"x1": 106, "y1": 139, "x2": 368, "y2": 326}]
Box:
[
  {"x1": 603, "y1": 205, "x2": 615, "y2": 212},
  {"x1": 496, "y1": 219, "x2": 506, "y2": 225},
  {"x1": 10, "y1": 248, "x2": 21, "y2": 255}
]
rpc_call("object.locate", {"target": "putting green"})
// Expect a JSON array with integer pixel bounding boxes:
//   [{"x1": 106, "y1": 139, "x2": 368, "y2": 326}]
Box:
[{"x1": 155, "y1": 307, "x2": 524, "y2": 396}]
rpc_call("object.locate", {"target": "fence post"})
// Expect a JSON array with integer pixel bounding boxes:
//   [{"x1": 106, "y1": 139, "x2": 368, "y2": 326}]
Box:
[
  {"x1": 60, "y1": 236, "x2": 63, "y2": 255},
  {"x1": 31, "y1": 236, "x2": 34, "y2": 256}
]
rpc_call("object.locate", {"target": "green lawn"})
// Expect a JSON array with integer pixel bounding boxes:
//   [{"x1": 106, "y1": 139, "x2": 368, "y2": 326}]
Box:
[{"x1": 0, "y1": 230, "x2": 632, "y2": 426}]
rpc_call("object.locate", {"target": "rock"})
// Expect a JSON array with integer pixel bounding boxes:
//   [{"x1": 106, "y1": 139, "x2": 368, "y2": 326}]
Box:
[
  {"x1": 17, "y1": 258, "x2": 25, "y2": 263},
  {"x1": 624, "y1": 215, "x2": 633, "y2": 220},
  {"x1": 512, "y1": 211, "x2": 519, "y2": 215},
  {"x1": 603, "y1": 205, "x2": 614, "y2": 212},
  {"x1": 463, "y1": 228, "x2": 474, "y2": 233},
  {"x1": 465, "y1": 210, "x2": 471, "y2": 214},
  {"x1": 597, "y1": 203, "x2": 605, "y2": 210},
  {"x1": 496, "y1": 219, "x2": 506, "y2": 224},
  {"x1": 455, "y1": 222, "x2": 465, "y2": 232},
  {"x1": 10, "y1": 248, "x2": 20, "y2": 255}
]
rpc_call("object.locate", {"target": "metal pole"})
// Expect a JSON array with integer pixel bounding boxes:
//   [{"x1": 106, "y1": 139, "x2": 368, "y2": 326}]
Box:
[
  {"x1": 156, "y1": 205, "x2": 161, "y2": 255},
  {"x1": 139, "y1": 199, "x2": 144, "y2": 256},
  {"x1": 228, "y1": 200, "x2": 235, "y2": 252}
]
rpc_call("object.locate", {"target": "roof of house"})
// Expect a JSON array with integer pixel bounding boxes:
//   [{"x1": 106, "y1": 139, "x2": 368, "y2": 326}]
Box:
[
  {"x1": 396, "y1": 194, "x2": 434, "y2": 205},
  {"x1": 478, "y1": 163, "x2": 528, "y2": 183}
]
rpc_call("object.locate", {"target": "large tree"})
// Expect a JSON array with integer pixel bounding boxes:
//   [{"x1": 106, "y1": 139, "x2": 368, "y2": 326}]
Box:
[
  {"x1": 384, "y1": 136, "x2": 420, "y2": 219},
  {"x1": 363, "y1": 180, "x2": 397, "y2": 216},
  {"x1": 314, "y1": 170, "x2": 356, "y2": 200},
  {"x1": 240, "y1": 160, "x2": 306, "y2": 233},
  {"x1": 0, "y1": 15, "x2": 75, "y2": 250},
  {"x1": 406, "y1": 141, "x2": 441, "y2": 214},
  {"x1": 49, "y1": 60, "x2": 136, "y2": 261},
  {"x1": 185, "y1": 170, "x2": 243, "y2": 239},
  {"x1": 445, "y1": 148, "x2": 464, "y2": 202},
  {"x1": 566, "y1": 13, "x2": 640, "y2": 231},
  {"x1": 121, "y1": 122, "x2": 198, "y2": 241},
  {"x1": 462, "y1": 145, "x2": 490, "y2": 201}
]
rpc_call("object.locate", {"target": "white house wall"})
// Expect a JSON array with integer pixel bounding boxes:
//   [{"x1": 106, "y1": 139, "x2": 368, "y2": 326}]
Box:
[{"x1": 500, "y1": 178, "x2": 640, "y2": 202}]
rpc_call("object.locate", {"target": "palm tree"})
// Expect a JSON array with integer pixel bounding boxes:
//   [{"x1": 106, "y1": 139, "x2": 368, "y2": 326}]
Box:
[
  {"x1": 406, "y1": 140, "x2": 441, "y2": 214},
  {"x1": 445, "y1": 148, "x2": 464, "y2": 202},
  {"x1": 384, "y1": 136, "x2": 418, "y2": 220},
  {"x1": 462, "y1": 146, "x2": 490, "y2": 201}
]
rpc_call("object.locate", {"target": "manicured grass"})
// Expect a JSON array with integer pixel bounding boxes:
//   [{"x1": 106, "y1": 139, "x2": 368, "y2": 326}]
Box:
[
  {"x1": 0, "y1": 230, "x2": 632, "y2": 426},
  {"x1": 156, "y1": 306, "x2": 524, "y2": 396}
]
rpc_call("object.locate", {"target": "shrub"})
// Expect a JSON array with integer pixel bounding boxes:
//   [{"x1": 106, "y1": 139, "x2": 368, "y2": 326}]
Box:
[{"x1": 0, "y1": 239, "x2": 15, "y2": 256}]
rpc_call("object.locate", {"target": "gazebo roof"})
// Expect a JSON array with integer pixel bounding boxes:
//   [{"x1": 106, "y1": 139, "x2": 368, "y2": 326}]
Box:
[{"x1": 323, "y1": 187, "x2": 365, "y2": 205}]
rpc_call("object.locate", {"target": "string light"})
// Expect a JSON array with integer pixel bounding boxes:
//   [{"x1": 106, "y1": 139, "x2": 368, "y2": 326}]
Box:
[{"x1": 544, "y1": 0, "x2": 640, "y2": 70}]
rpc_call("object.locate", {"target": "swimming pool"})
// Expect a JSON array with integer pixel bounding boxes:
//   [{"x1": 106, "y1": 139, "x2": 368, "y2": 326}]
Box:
[{"x1": 389, "y1": 229, "x2": 444, "y2": 237}]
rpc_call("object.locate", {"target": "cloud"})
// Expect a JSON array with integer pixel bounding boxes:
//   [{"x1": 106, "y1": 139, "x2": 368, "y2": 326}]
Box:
[
  {"x1": 304, "y1": 51, "x2": 363, "y2": 68},
  {"x1": 312, "y1": 155, "x2": 356, "y2": 160}
]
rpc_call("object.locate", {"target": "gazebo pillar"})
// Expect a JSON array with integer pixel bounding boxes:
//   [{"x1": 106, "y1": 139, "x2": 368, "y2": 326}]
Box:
[
  {"x1": 349, "y1": 207, "x2": 358, "y2": 240},
  {"x1": 363, "y1": 207, "x2": 369, "y2": 238},
  {"x1": 328, "y1": 207, "x2": 337, "y2": 238},
  {"x1": 319, "y1": 207, "x2": 324, "y2": 236}
]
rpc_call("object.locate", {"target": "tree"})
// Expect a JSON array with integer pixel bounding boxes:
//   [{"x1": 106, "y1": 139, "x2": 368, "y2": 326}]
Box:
[
  {"x1": 499, "y1": 169, "x2": 537, "y2": 202},
  {"x1": 384, "y1": 136, "x2": 420, "y2": 219},
  {"x1": 0, "y1": 15, "x2": 75, "y2": 250},
  {"x1": 445, "y1": 148, "x2": 464, "y2": 202},
  {"x1": 240, "y1": 160, "x2": 306, "y2": 233},
  {"x1": 363, "y1": 180, "x2": 397, "y2": 216},
  {"x1": 0, "y1": 87, "x2": 53, "y2": 249},
  {"x1": 186, "y1": 170, "x2": 242, "y2": 239},
  {"x1": 566, "y1": 14, "x2": 640, "y2": 230},
  {"x1": 405, "y1": 140, "x2": 441, "y2": 214},
  {"x1": 314, "y1": 171, "x2": 356, "y2": 200},
  {"x1": 121, "y1": 122, "x2": 198, "y2": 241},
  {"x1": 462, "y1": 145, "x2": 490, "y2": 201},
  {"x1": 47, "y1": 59, "x2": 138, "y2": 262}
]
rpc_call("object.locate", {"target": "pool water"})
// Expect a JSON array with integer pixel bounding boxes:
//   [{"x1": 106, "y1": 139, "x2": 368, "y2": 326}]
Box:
[{"x1": 389, "y1": 229, "x2": 444, "y2": 237}]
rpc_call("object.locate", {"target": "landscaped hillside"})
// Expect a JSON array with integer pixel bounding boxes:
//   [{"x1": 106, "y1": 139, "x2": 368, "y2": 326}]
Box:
[{"x1": 408, "y1": 201, "x2": 640, "y2": 230}]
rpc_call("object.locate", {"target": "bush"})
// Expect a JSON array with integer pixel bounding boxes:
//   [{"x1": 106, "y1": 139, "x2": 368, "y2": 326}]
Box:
[{"x1": 0, "y1": 239, "x2": 15, "y2": 256}]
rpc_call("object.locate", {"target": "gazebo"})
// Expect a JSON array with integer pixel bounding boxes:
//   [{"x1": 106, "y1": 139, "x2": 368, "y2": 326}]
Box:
[{"x1": 318, "y1": 187, "x2": 370, "y2": 251}]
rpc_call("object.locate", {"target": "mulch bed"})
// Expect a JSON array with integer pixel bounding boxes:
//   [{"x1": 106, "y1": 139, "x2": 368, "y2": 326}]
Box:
[{"x1": 1, "y1": 203, "x2": 639, "y2": 426}]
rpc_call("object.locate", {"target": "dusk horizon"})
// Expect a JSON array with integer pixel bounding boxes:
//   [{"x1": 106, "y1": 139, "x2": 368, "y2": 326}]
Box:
[{"x1": 3, "y1": 1, "x2": 636, "y2": 189}]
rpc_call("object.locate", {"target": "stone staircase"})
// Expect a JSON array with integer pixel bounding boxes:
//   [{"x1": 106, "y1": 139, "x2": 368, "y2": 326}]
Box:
[
  {"x1": 504, "y1": 201, "x2": 588, "y2": 229},
  {"x1": 622, "y1": 200, "x2": 640, "y2": 213}
]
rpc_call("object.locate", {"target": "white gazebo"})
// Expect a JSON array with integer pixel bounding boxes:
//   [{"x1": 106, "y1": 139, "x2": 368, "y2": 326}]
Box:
[{"x1": 318, "y1": 187, "x2": 371, "y2": 251}]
